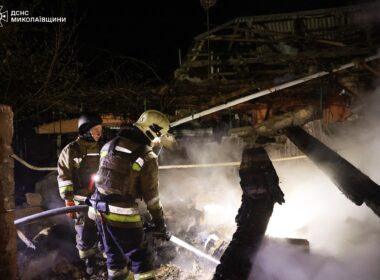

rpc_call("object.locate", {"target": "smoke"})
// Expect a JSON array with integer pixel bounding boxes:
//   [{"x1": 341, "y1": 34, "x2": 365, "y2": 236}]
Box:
[
  {"x1": 255, "y1": 87, "x2": 380, "y2": 279},
  {"x1": 17, "y1": 223, "x2": 80, "y2": 279},
  {"x1": 257, "y1": 159, "x2": 380, "y2": 280},
  {"x1": 19, "y1": 251, "x2": 59, "y2": 280},
  {"x1": 159, "y1": 87, "x2": 380, "y2": 278},
  {"x1": 158, "y1": 138, "x2": 245, "y2": 272},
  {"x1": 251, "y1": 241, "x2": 369, "y2": 280},
  {"x1": 160, "y1": 138, "x2": 244, "y2": 239}
]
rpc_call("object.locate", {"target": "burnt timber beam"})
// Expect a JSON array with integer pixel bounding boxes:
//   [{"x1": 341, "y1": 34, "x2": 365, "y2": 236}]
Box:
[{"x1": 284, "y1": 126, "x2": 380, "y2": 217}]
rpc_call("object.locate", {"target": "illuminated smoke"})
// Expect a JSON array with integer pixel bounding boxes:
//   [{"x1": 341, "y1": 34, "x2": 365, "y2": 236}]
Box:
[
  {"x1": 255, "y1": 87, "x2": 380, "y2": 279},
  {"x1": 158, "y1": 138, "x2": 244, "y2": 273},
  {"x1": 159, "y1": 87, "x2": 380, "y2": 279},
  {"x1": 160, "y1": 139, "x2": 244, "y2": 239}
]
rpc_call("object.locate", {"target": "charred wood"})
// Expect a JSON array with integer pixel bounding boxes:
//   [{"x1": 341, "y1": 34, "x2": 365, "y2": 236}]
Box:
[
  {"x1": 284, "y1": 126, "x2": 380, "y2": 217},
  {"x1": 213, "y1": 147, "x2": 284, "y2": 280}
]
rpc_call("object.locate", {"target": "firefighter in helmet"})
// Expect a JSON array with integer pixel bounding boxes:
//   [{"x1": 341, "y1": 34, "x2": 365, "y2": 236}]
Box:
[
  {"x1": 88, "y1": 110, "x2": 171, "y2": 280},
  {"x1": 57, "y1": 112, "x2": 103, "y2": 276}
]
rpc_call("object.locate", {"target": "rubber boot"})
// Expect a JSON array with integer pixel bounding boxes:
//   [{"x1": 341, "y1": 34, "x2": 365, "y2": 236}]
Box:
[{"x1": 85, "y1": 256, "x2": 97, "y2": 276}]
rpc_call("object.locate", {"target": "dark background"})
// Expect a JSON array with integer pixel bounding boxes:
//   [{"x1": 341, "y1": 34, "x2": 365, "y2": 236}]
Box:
[
  {"x1": 76, "y1": 0, "x2": 369, "y2": 79},
  {"x1": 5, "y1": 0, "x2": 374, "y2": 203}
]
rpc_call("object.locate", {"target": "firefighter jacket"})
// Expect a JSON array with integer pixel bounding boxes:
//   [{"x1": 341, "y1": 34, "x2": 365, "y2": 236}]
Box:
[
  {"x1": 89, "y1": 134, "x2": 164, "y2": 228},
  {"x1": 57, "y1": 138, "x2": 100, "y2": 201}
]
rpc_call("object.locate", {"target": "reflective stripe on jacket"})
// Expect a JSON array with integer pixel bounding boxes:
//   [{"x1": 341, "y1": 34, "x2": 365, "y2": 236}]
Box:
[
  {"x1": 93, "y1": 136, "x2": 164, "y2": 226},
  {"x1": 57, "y1": 138, "x2": 100, "y2": 200},
  {"x1": 88, "y1": 204, "x2": 143, "y2": 228},
  {"x1": 134, "y1": 270, "x2": 156, "y2": 280}
]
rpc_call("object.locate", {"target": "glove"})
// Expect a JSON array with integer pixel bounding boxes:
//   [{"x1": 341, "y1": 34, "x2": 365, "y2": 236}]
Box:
[
  {"x1": 153, "y1": 223, "x2": 172, "y2": 241},
  {"x1": 152, "y1": 216, "x2": 171, "y2": 241},
  {"x1": 65, "y1": 200, "x2": 77, "y2": 219}
]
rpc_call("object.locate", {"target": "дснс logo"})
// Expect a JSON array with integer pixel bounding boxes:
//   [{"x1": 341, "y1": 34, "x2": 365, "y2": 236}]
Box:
[{"x1": 0, "y1": 6, "x2": 8, "y2": 27}]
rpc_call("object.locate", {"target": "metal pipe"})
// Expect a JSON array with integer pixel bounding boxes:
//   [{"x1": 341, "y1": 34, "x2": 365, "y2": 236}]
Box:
[
  {"x1": 159, "y1": 155, "x2": 307, "y2": 169},
  {"x1": 10, "y1": 154, "x2": 56, "y2": 171},
  {"x1": 170, "y1": 54, "x2": 380, "y2": 127},
  {"x1": 14, "y1": 205, "x2": 89, "y2": 226},
  {"x1": 11, "y1": 153, "x2": 307, "y2": 171},
  {"x1": 159, "y1": 162, "x2": 240, "y2": 169}
]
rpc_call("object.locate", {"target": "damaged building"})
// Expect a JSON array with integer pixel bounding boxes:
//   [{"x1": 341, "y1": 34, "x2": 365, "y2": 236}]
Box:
[{"x1": 1, "y1": 2, "x2": 380, "y2": 279}]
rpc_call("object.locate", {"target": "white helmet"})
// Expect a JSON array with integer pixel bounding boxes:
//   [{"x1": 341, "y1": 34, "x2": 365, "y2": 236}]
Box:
[{"x1": 134, "y1": 110, "x2": 170, "y2": 141}]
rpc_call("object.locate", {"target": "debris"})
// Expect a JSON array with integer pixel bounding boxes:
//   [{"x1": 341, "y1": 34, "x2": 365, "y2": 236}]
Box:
[
  {"x1": 156, "y1": 264, "x2": 182, "y2": 280},
  {"x1": 25, "y1": 193, "x2": 43, "y2": 207}
]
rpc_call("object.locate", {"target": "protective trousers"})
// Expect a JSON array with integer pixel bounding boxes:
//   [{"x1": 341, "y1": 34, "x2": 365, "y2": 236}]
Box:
[
  {"x1": 212, "y1": 195, "x2": 274, "y2": 280},
  {"x1": 75, "y1": 210, "x2": 99, "y2": 265},
  {"x1": 96, "y1": 219, "x2": 156, "y2": 280}
]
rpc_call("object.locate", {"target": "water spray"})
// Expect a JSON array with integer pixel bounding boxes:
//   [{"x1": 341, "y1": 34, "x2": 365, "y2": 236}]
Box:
[{"x1": 169, "y1": 235, "x2": 220, "y2": 265}]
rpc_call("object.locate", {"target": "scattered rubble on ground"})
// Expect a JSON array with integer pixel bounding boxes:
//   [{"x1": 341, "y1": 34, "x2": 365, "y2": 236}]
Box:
[{"x1": 16, "y1": 202, "x2": 222, "y2": 280}]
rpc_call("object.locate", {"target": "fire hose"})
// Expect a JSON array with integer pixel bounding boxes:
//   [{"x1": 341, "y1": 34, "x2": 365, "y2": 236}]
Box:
[
  {"x1": 14, "y1": 205, "x2": 220, "y2": 265},
  {"x1": 14, "y1": 205, "x2": 89, "y2": 226}
]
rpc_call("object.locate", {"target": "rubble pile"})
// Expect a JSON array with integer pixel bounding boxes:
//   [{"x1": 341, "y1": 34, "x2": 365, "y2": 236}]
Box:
[
  {"x1": 156, "y1": 264, "x2": 181, "y2": 279},
  {"x1": 16, "y1": 202, "x2": 222, "y2": 279},
  {"x1": 156, "y1": 263, "x2": 214, "y2": 280}
]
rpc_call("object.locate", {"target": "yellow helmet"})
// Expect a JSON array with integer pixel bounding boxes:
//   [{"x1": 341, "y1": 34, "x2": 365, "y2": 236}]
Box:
[{"x1": 134, "y1": 110, "x2": 170, "y2": 141}]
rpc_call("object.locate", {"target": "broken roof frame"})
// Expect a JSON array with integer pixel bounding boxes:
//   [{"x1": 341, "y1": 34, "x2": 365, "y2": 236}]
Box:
[
  {"x1": 167, "y1": 2, "x2": 380, "y2": 126},
  {"x1": 179, "y1": 2, "x2": 380, "y2": 81},
  {"x1": 35, "y1": 3, "x2": 380, "y2": 133},
  {"x1": 171, "y1": 53, "x2": 380, "y2": 127}
]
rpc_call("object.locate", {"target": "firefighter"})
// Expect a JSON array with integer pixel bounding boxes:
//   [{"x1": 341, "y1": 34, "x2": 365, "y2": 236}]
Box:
[
  {"x1": 212, "y1": 146, "x2": 285, "y2": 280},
  {"x1": 88, "y1": 110, "x2": 171, "y2": 280},
  {"x1": 57, "y1": 113, "x2": 103, "y2": 276}
]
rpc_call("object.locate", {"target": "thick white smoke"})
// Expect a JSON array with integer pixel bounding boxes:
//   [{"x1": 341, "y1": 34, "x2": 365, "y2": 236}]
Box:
[
  {"x1": 158, "y1": 138, "x2": 244, "y2": 273},
  {"x1": 254, "y1": 86, "x2": 380, "y2": 279},
  {"x1": 160, "y1": 138, "x2": 244, "y2": 239},
  {"x1": 159, "y1": 87, "x2": 380, "y2": 279}
]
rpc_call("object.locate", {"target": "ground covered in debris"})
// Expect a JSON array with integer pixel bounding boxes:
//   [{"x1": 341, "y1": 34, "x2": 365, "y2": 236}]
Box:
[{"x1": 16, "y1": 203, "x2": 222, "y2": 280}]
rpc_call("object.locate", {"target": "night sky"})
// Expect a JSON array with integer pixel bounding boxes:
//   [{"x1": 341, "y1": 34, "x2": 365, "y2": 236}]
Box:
[
  {"x1": 76, "y1": 0, "x2": 367, "y2": 79},
  {"x1": 5, "y1": 0, "x2": 375, "y2": 202}
]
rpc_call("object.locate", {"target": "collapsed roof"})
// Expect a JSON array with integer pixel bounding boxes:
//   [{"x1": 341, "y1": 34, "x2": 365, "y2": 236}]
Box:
[
  {"x1": 35, "y1": 3, "x2": 380, "y2": 133},
  {"x1": 160, "y1": 2, "x2": 380, "y2": 125}
]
